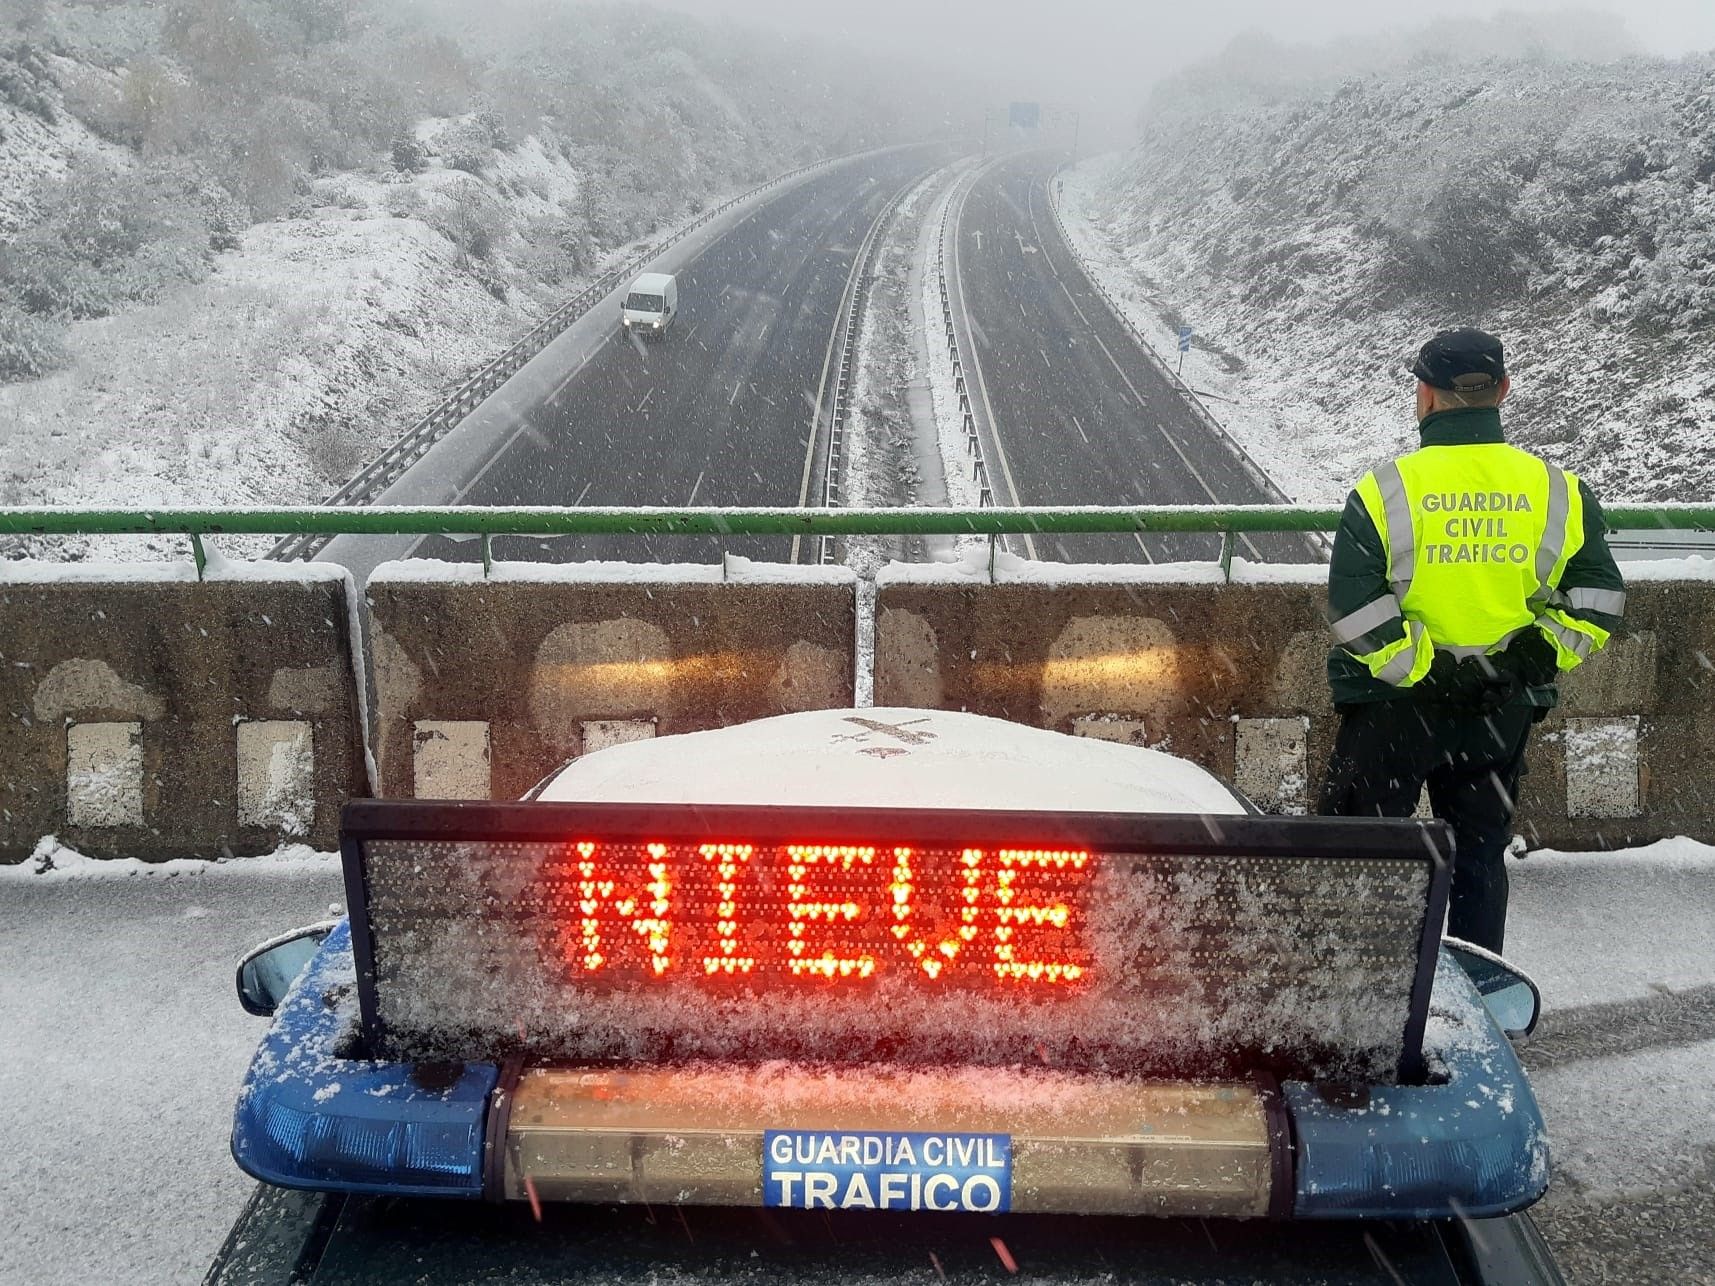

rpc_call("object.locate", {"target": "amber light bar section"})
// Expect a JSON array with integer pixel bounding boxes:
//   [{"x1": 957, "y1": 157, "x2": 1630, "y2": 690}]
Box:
[
  {"x1": 501, "y1": 1065, "x2": 1273, "y2": 1217},
  {"x1": 548, "y1": 840, "x2": 1091, "y2": 989}
]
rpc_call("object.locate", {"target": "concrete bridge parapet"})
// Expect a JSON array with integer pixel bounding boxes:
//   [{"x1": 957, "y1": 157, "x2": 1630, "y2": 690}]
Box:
[
  {"x1": 0, "y1": 561, "x2": 367, "y2": 861},
  {"x1": 364, "y1": 559, "x2": 857, "y2": 801},
  {"x1": 873, "y1": 557, "x2": 1715, "y2": 850}
]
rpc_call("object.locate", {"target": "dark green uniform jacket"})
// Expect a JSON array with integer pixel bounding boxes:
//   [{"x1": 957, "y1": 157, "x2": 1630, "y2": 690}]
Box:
[{"x1": 1327, "y1": 407, "x2": 1626, "y2": 708}]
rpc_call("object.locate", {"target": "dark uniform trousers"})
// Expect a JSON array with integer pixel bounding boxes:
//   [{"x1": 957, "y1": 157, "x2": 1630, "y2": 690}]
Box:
[{"x1": 1317, "y1": 701, "x2": 1536, "y2": 954}]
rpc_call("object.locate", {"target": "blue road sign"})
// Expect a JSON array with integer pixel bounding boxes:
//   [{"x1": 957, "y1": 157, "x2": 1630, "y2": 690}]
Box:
[
  {"x1": 1009, "y1": 102, "x2": 1041, "y2": 129},
  {"x1": 1178, "y1": 326, "x2": 1193, "y2": 353}
]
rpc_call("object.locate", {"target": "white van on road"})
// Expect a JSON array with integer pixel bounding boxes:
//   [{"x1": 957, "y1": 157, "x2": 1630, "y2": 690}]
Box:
[{"x1": 621, "y1": 272, "x2": 677, "y2": 338}]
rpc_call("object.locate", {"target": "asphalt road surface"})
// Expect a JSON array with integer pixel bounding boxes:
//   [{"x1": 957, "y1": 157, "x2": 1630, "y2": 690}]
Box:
[
  {"x1": 951, "y1": 151, "x2": 1317, "y2": 566},
  {"x1": 409, "y1": 147, "x2": 945, "y2": 568}
]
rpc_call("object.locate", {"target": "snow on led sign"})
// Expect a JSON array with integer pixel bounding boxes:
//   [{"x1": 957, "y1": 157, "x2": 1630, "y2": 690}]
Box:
[{"x1": 353, "y1": 811, "x2": 1437, "y2": 1084}]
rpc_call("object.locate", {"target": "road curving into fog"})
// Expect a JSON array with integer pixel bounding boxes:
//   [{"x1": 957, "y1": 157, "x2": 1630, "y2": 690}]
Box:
[{"x1": 950, "y1": 150, "x2": 1318, "y2": 566}]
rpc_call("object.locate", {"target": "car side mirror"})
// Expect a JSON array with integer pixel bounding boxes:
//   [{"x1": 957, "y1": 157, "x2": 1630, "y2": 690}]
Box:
[
  {"x1": 1445, "y1": 938, "x2": 1541, "y2": 1039},
  {"x1": 237, "y1": 922, "x2": 337, "y2": 1017}
]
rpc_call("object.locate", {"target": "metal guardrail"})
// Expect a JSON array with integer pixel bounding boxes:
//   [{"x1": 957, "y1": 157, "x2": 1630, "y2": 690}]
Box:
[
  {"x1": 9, "y1": 502, "x2": 1711, "y2": 573},
  {"x1": 818, "y1": 176, "x2": 919, "y2": 564},
  {"x1": 935, "y1": 176, "x2": 997, "y2": 511},
  {"x1": 7, "y1": 504, "x2": 1411, "y2": 536},
  {"x1": 266, "y1": 153, "x2": 851, "y2": 564}
]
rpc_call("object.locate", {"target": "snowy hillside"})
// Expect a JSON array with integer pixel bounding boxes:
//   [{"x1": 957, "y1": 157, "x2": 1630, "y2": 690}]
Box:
[
  {"x1": 0, "y1": 0, "x2": 956, "y2": 557},
  {"x1": 1066, "y1": 19, "x2": 1715, "y2": 506}
]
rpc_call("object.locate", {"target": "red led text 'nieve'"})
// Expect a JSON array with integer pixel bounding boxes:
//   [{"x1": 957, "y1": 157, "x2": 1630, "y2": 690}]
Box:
[{"x1": 555, "y1": 841, "x2": 1090, "y2": 987}]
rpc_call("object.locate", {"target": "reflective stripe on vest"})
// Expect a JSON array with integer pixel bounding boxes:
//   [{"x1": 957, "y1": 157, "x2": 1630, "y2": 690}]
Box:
[
  {"x1": 1374, "y1": 461, "x2": 1415, "y2": 597},
  {"x1": 1358, "y1": 446, "x2": 1585, "y2": 654},
  {"x1": 1533, "y1": 465, "x2": 1570, "y2": 591},
  {"x1": 1568, "y1": 586, "x2": 1627, "y2": 615},
  {"x1": 1330, "y1": 593, "x2": 1403, "y2": 645}
]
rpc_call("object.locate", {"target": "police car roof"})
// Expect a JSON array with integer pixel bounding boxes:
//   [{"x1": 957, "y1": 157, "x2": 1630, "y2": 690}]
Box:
[{"x1": 535, "y1": 707, "x2": 1248, "y2": 815}]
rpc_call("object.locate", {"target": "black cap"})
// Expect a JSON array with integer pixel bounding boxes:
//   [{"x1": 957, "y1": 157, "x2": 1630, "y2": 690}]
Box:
[{"x1": 1410, "y1": 328, "x2": 1506, "y2": 392}]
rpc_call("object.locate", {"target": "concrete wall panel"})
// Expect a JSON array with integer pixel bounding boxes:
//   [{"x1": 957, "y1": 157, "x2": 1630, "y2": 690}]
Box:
[
  {"x1": 367, "y1": 563, "x2": 856, "y2": 800},
  {"x1": 0, "y1": 565, "x2": 366, "y2": 862},
  {"x1": 875, "y1": 568, "x2": 1715, "y2": 849}
]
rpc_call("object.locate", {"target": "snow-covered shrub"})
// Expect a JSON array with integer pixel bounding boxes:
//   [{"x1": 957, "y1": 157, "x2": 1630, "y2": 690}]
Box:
[
  {"x1": 0, "y1": 157, "x2": 214, "y2": 318},
  {"x1": 468, "y1": 100, "x2": 512, "y2": 151},
  {"x1": 147, "y1": 156, "x2": 249, "y2": 251},
  {"x1": 0, "y1": 302, "x2": 66, "y2": 381},
  {"x1": 426, "y1": 180, "x2": 506, "y2": 261},
  {"x1": 0, "y1": 240, "x2": 116, "y2": 317},
  {"x1": 433, "y1": 118, "x2": 491, "y2": 174},
  {"x1": 390, "y1": 132, "x2": 427, "y2": 172},
  {"x1": 0, "y1": 40, "x2": 56, "y2": 122},
  {"x1": 309, "y1": 174, "x2": 366, "y2": 209},
  {"x1": 383, "y1": 184, "x2": 425, "y2": 220}
]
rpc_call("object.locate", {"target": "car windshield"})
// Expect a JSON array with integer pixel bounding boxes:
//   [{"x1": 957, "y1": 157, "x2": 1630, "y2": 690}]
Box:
[{"x1": 625, "y1": 293, "x2": 664, "y2": 312}]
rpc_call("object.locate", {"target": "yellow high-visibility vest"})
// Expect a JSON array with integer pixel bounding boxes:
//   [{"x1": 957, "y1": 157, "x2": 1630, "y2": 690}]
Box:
[{"x1": 1351, "y1": 443, "x2": 1603, "y2": 686}]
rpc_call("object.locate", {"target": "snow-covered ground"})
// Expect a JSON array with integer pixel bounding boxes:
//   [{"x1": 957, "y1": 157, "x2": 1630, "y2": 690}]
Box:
[
  {"x1": 0, "y1": 847, "x2": 343, "y2": 1286},
  {"x1": 0, "y1": 132, "x2": 737, "y2": 563},
  {"x1": 1058, "y1": 43, "x2": 1715, "y2": 508},
  {"x1": 3, "y1": 832, "x2": 1710, "y2": 1284}
]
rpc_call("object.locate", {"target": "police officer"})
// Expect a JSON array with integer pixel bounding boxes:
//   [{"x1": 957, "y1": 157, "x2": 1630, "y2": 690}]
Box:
[{"x1": 1318, "y1": 328, "x2": 1625, "y2": 952}]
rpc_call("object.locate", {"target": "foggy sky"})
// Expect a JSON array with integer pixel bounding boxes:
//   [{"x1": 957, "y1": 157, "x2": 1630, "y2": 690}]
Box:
[{"x1": 660, "y1": 1, "x2": 1715, "y2": 147}]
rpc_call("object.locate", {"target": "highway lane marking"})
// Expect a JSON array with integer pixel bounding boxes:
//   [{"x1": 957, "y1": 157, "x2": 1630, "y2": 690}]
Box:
[
  {"x1": 952, "y1": 158, "x2": 1036, "y2": 560},
  {"x1": 1089, "y1": 329, "x2": 1214, "y2": 494},
  {"x1": 1029, "y1": 171, "x2": 1266, "y2": 564},
  {"x1": 1089, "y1": 326, "x2": 1265, "y2": 562},
  {"x1": 1057, "y1": 276, "x2": 1090, "y2": 324},
  {"x1": 687, "y1": 470, "x2": 704, "y2": 504},
  {"x1": 1029, "y1": 182, "x2": 1096, "y2": 323},
  {"x1": 452, "y1": 332, "x2": 617, "y2": 504}
]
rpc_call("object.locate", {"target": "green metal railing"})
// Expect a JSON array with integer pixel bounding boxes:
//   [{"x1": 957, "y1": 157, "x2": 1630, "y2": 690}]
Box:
[{"x1": 3, "y1": 504, "x2": 1711, "y2": 579}]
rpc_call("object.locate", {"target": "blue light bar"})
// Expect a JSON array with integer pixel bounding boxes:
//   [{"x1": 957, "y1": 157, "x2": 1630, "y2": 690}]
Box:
[
  {"x1": 231, "y1": 920, "x2": 498, "y2": 1197},
  {"x1": 1284, "y1": 953, "x2": 1550, "y2": 1220}
]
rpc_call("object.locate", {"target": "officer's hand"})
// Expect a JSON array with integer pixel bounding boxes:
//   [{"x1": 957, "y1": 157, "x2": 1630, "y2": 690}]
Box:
[
  {"x1": 1414, "y1": 653, "x2": 1515, "y2": 712},
  {"x1": 1496, "y1": 628, "x2": 1559, "y2": 688},
  {"x1": 1412, "y1": 652, "x2": 1475, "y2": 706},
  {"x1": 1469, "y1": 662, "x2": 1522, "y2": 714}
]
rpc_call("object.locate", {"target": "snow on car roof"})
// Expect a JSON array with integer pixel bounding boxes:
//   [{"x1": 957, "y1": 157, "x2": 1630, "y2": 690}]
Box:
[{"x1": 536, "y1": 707, "x2": 1247, "y2": 814}]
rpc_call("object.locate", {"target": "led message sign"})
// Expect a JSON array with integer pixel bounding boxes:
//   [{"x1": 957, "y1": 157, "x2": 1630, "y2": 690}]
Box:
[
  {"x1": 345, "y1": 804, "x2": 1449, "y2": 1083},
  {"x1": 552, "y1": 840, "x2": 1088, "y2": 987}
]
